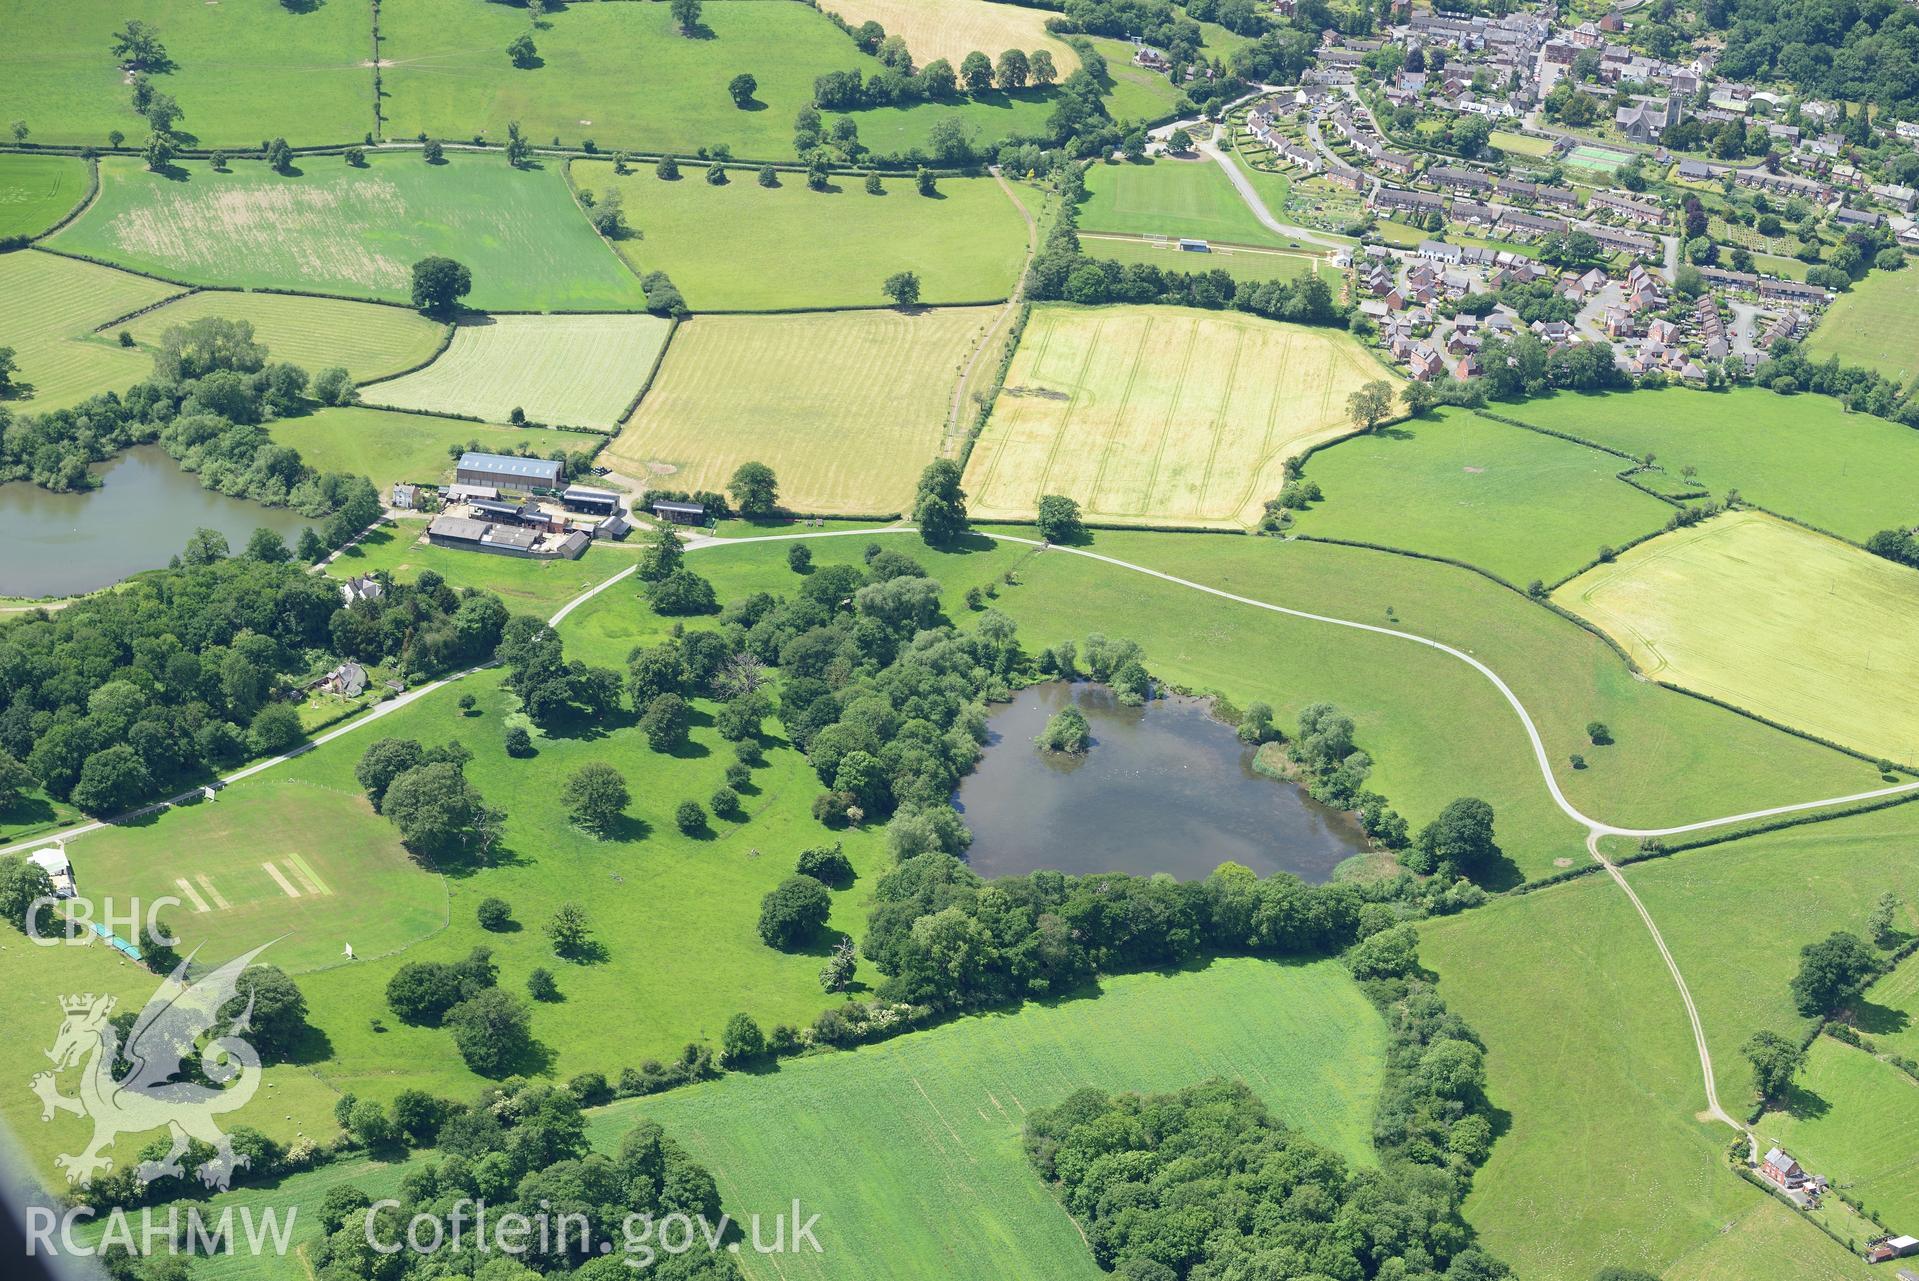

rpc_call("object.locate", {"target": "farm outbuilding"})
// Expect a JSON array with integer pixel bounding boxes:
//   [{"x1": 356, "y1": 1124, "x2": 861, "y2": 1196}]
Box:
[
  {"x1": 27, "y1": 848, "x2": 76, "y2": 899},
  {"x1": 456, "y1": 451, "x2": 564, "y2": 494},
  {"x1": 562, "y1": 485, "x2": 621, "y2": 516},
  {"x1": 653, "y1": 500, "x2": 706, "y2": 525}
]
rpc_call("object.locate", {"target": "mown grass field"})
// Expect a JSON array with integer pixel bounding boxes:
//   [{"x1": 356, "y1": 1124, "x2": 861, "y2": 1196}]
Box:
[
  {"x1": 1865, "y1": 951, "x2": 1919, "y2": 1065},
  {"x1": 1081, "y1": 233, "x2": 1325, "y2": 282},
  {"x1": 378, "y1": 0, "x2": 1057, "y2": 163},
  {"x1": 68, "y1": 778, "x2": 447, "y2": 977},
  {"x1": 54, "y1": 155, "x2": 647, "y2": 312},
  {"x1": 1086, "y1": 37, "x2": 1188, "y2": 124},
  {"x1": 1803, "y1": 266, "x2": 1919, "y2": 382},
  {"x1": 965, "y1": 305, "x2": 1388, "y2": 529},
  {"x1": 1423, "y1": 875, "x2": 1767, "y2": 1280},
  {"x1": 0, "y1": 0, "x2": 372, "y2": 148},
  {"x1": 126, "y1": 290, "x2": 448, "y2": 385},
  {"x1": 1502, "y1": 388, "x2": 1919, "y2": 542},
  {"x1": 321, "y1": 524, "x2": 623, "y2": 614},
  {"x1": 0, "y1": 248, "x2": 181, "y2": 411},
  {"x1": 1667, "y1": 1197, "x2": 1875, "y2": 1280},
  {"x1": 1556, "y1": 510, "x2": 1919, "y2": 763},
  {"x1": 608, "y1": 308, "x2": 989, "y2": 515},
  {"x1": 1079, "y1": 157, "x2": 1289, "y2": 247},
  {"x1": 823, "y1": 0, "x2": 1081, "y2": 74},
  {"x1": 619, "y1": 959, "x2": 1385, "y2": 1281},
  {"x1": 362, "y1": 313, "x2": 672, "y2": 429},
  {"x1": 577, "y1": 161, "x2": 1029, "y2": 311},
  {"x1": 0, "y1": 153, "x2": 90, "y2": 239},
  {"x1": 983, "y1": 529, "x2": 1882, "y2": 873},
  {"x1": 1296, "y1": 409, "x2": 1677, "y2": 585},
  {"x1": 1760, "y1": 1036, "x2": 1919, "y2": 1234},
  {"x1": 266, "y1": 408, "x2": 554, "y2": 494}
]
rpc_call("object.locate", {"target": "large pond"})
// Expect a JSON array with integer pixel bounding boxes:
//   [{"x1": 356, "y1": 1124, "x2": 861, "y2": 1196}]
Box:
[
  {"x1": 0, "y1": 447, "x2": 311, "y2": 598},
  {"x1": 954, "y1": 682, "x2": 1369, "y2": 883}
]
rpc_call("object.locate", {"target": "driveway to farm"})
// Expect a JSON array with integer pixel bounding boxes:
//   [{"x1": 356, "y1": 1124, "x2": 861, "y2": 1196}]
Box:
[{"x1": 11, "y1": 523, "x2": 1917, "y2": 1137}]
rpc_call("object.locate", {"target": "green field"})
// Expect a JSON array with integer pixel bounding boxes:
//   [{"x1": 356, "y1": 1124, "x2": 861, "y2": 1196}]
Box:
[
  {"x1": 54, "y1": 155, "x2": 648, "y2": 312},
  {"x1": 1081, "y1": 233, "x2": 1325, "y2": 282},
  {"x1": 1424, "y1": 873, "x2": 1756, "y2": 1279},
  {"x1": 0, "y1": 152, "x2": 90, "y2": 239},
  {"x1": 0, "y1": 248, "x2": 182, "y2": 411},
  {"x1": 1865, "y1": 952, "x2": 1919, "y2": 1066},
  {"x1": 618, "y1": 959, "x2": 1386, "y2": 1281},
  {"x1": 1297, "y1": 409, "x2": 1678, "y2": 584},
  {"x1": 71, "y1": 778, "x2": 447, "y2": 976},
  {"x1": 378, "y1": 0, "x2": 1057, "y2": 163},
  {"x1": 607, "y1": 308, "x2": 989, "y2": 515},
  {"x1": 362, "y1": 313, "x2": 672, "y2": 429},
  {"x1": 0, "y1": 0, "x2": 373, "y2": 148},
  {"x1": 1087, "y1": 37, "x2": 1188, "y2": 124},
  {"x1": 266, "y1": 407, "x2": 557, "y2": 495},
  {"x1": 1491, "y1": 129, "x2": 1555, "y2": 158},
  {"x1": 1501, "y1": 388, "x2": 1919, "y2": 542},
  {"x1": 984, "y1": 529, "x2": 1881, "y2": 872},
  {"x1": 1761, "y1": 1036, "x2": 1919, "y2": 1233},
  {"x1": 577, "y1": 161, "x2": 1029, "y2": 311},
  {"x1": 965, "y1": 304, "x2": 1389, "y2": 529},
  {"x1": 1803, "y1": 266, "x2": 1919, "y2": 381},
  {"x1": 1556, "y1": 510, "x2": 1919, "y2": 763},
  {"x1": 1667, "y1": 1195, "x2": 1873, "y2": 1280},
  {"x1": 321, "y1": 524, "x2": 624, "y2": 614},
  {"x1": 1626, "y1": 803, "x2": 1919, "y2": 1112},
  {"x1": 1079, "y1": 157, "x2": 1290, "y2": 247},
  {"x1": 126, "y1": 290, "x2": 448, "y2": 385}
]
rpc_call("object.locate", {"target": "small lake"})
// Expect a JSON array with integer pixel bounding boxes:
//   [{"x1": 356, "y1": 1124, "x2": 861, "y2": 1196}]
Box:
[
  {"x1": 0, "y1": 447, "x2": 311, "y2": 599},
  {"x1": 954, "y1": 682, "x2": 1369, "y2": 883}
]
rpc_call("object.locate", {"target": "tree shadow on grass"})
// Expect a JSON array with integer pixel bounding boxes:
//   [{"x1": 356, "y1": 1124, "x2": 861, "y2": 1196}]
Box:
[
  {"x1": 539, "y1": 702, "x2": 638, "y2": 743},
  {"x1": 556, "y1": 937, "x2": 611, "y2": 966},
  {"x1": 605, "y1": 812, "x2": 654, "y2": 843},
  {"x1": 1853, "y1": 999, "x2": 1910, "y2": 1037},
  {"x1": 277, "y1": 1022, "x2": 335, "y2": 1068},
  {"x1": 1781, "y1": 1081, "x2": 1831, "y2": 1121}
]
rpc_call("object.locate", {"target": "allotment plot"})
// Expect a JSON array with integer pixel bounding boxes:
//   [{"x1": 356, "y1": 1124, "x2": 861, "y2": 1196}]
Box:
[
  {"x1": 1555, "y1": 510, "x2": 1919, "y2": 763},
  {"x1": 362, "y1": 313, "x2": 673, "y2": 429},
  {"x1": 965, "y1": 304, "x2": 1386, "y2": 528}
]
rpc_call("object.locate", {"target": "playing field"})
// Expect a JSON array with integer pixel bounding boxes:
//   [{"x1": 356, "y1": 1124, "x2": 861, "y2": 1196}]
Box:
[
  {"x1": 0, "y1": 248, "x2": 182, "y2": 411},
  {"x1": 1490, "y1": 129, "x2": 1555, "y2": 158},
  {"x1": 965, "y1": 304, "x2": 1386, "y2": 529},
  {"x1": 1505, "y1": 388, "x2": 1919, "y2": 542},
  {"x1": 1296, "y1": 409, "x2": 1677, "y2": 585},
  {"x1": 0, "y1": 153, "x2": 90, "y2": 240},
  {"x1": 1803, "y1": 266, "x2": 1919, "y2": 382},
  {"x1": 608, "y1": 308, "x2": 989, "y2": 515},
  {"x1": 1079, "y1": 157, "x2": 1290, "y2": 247},
  {"x1": 1081, "y1": 233, "x2": 1325, "y2": 282},
  {"x1": 126, "y1": 290, "x2": 448, "y2": 385},
  {"x1": 824, "y1": 0, "x2": 1080, "y2": 75},
  {"x1": 53, "y1": 155, "x2": 647, "y2": 312},
  {"x1": 1556, "y1": 511, "x2": 1919, "y2": 762},
  {"x1": 377, "y1": 0, "x2": 1057, "y2": 164},
  {"x1": 67, "y1": 778, "x2": 447, "y2": 976},
  {"x1": 0, "y1": 0, "x2": 373, "y2": 148},
  {"x1": 575, "y1": 161, "x2": 1029, "y2": 310},
  {"x1": 617, "y1": 959, "x2": 1384, "y2": 1281},
  {"x1": 266, "y1": 407, "x2": 555, "y2": 495},
  {"x1": 362, "y1": 313, "x2": 672, "y2": 429}
]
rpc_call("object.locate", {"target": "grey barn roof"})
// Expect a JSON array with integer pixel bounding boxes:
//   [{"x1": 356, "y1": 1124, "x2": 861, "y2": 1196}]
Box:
[{"x1": 459, "y1": 451, "x2": 564, "y2": 481}]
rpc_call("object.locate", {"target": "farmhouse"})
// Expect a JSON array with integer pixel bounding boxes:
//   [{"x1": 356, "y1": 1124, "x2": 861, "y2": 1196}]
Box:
[
  {"x1": 455, "y1": 451, "x2": 565, "y2": 494},
  {"x1": 1761, "y1": 1146, "x2": 1806, "y2": 1188},
  {"x1": 312, "y1": 660, "x2": 368, "y2": 697},
  {"x1": 340, "y1": 574, "x2": 385, "y2": 606}
]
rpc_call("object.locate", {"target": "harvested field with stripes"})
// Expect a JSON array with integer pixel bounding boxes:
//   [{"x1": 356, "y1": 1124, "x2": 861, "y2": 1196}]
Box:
[
  {"x1": 362, "y1": 313, "x2": 674, "y2": 429},
  {"x1": 965, "y1": 304, "x2": 1388, "y2": 528},
  {"x1": 0, "y1": 249, "x2": 183, "y2": 411},
  {"x1": 607, "y1": 308, "x2": 991, "y2": 515}
]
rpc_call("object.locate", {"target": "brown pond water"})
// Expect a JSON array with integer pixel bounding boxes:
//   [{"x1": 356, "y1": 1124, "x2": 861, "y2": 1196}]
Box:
[{"x1": 954, "y1": 682, "x2": 1370, "y2": 883}]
